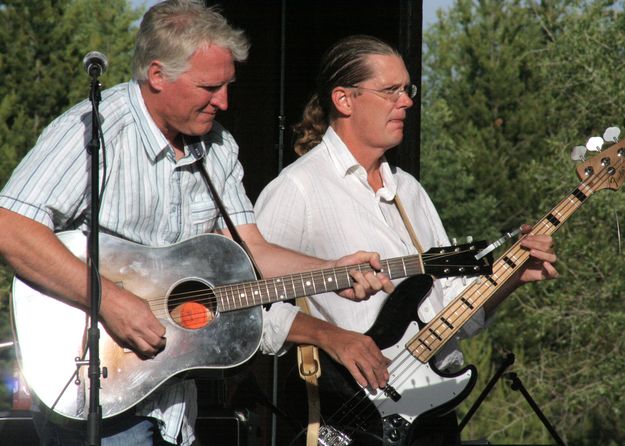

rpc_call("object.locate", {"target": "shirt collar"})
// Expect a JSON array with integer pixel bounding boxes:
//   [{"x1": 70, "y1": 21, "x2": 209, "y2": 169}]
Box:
[
  {"x1": 323, "y1": 126, "x2": 360, "y2": 176},
  {"x1": 128, "y1": 80, "x2": 207, "y2": 165},
  {"x1": 128, "y1": 80, "x2": 172, "y2": 161},
  {"x1": 323, "y1": 126, "x2": 397, "y2": 200}
]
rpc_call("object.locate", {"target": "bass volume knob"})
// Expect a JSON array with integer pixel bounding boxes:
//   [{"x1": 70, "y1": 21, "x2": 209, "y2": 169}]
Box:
[{"x1": 388, "y1": 429, "x2": 400, "y2": 442}]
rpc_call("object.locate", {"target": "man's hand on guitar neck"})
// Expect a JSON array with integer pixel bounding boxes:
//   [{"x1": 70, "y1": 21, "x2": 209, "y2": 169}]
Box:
[
  {"x1": 517, "y1": 224, "x2": 559, "y2": 283},
  {"x1": 483, "y1": 224, "x2": 559, "y2": 317},
  {"x1": 333, "y1": 250, "x2": 395, "y2": 301},
  {"x1": 220, "y1": 223, "x2": 394, "y2": 301}
]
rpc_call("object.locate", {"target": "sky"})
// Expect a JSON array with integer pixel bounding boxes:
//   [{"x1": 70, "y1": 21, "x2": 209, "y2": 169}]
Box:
[
  {"x1": 422, "y1": 0, "x2": 454, "y2": 27},
  {"x1": 131, "y1": 0, "x2": 455, "y2": 28}
]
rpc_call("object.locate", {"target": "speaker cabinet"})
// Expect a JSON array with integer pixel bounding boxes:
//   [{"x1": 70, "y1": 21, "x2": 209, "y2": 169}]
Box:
[
  {"x1": 0, "y1": 411, "x2": 39, "y2": 446},
  {"x1": 0, "y1": 409, "x2": 259, "y2": 446},
  {"x1": 194, "y1": 409, "x2": 259, "y2": 446}
]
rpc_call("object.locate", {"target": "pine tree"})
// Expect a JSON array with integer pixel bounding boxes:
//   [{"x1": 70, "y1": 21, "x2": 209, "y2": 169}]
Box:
[{"x1": 422, "y1": 1, "x2": 625, "y2": 443}]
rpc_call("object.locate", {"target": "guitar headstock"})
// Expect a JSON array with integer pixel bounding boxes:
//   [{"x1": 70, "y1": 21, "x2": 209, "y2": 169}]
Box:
[
  {"x1": 573, "y1": 128, "x2": 625, "y2": 192},
  {"x1": 423, "y1": 240, "x2": 493, "y2": 279}
]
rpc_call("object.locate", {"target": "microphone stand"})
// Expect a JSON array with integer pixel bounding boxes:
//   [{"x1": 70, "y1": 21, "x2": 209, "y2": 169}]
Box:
[
  {"x1": 505, "y1": 372, "x2": 566, "y2": 446},
  {"x1": 84, "y1": 69, "x2": 104, "y2": 446},
  {"x1": 459, "y1": 352, "x2": 565, "y2": 446},
  {"x1": 459, "y1": 352, "x2": 515, "y2": 432}
]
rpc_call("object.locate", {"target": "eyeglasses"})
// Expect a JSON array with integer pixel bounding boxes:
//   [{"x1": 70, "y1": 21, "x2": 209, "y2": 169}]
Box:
[{"x1": 347, "y1": 83, "x2": 418, "y2": 101}]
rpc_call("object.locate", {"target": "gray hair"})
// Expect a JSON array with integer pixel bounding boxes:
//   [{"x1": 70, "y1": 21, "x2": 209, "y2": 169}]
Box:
[{"x1": 132, "y1": 0, "x2": 250, "y2": 82}]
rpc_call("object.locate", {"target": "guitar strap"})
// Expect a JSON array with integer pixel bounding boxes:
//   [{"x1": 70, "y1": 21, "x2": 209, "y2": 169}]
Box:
[
  {"x1": 195, "y1": 147, "x2": 320, "y2": 441},
  {"x1": 193, "y1": 148, "x2": 263, "y2": 279},
  {"x1": 296, "y1": 296, "x2": 322, "y2": 446},
  {"x1": 394, "y1": 195, "x2": 425, "y2": 259}
]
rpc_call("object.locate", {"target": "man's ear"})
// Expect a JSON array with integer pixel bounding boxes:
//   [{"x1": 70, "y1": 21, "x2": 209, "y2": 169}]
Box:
[
  {"x1": 146, "y1": 61, "x2": 166, "y2": 92},
  {"x1": 331, "y1": 86, "x2": 353, "y2": 116}
]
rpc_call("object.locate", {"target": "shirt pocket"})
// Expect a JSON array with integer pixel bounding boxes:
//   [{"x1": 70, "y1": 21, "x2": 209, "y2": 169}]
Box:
[{"x1": 190, "y1": 200, "x2": 219, "y2": 232}]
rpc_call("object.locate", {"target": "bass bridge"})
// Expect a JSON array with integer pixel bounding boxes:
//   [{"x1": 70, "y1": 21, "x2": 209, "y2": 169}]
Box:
[
  {"x1": 317, "y1": 414, "x2": 411, "y2": 445},
  {"x1": 318, "y1": 425, "x2": 352, "y2": 446}
]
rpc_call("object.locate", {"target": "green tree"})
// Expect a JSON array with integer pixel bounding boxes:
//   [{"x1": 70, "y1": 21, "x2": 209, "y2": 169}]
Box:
[
  {"x1": 0, "y1": 0, "x2": 142, "y2": 411},
  {"x1": 422, "y1": 0, "x2": 625, "y2": 444}
]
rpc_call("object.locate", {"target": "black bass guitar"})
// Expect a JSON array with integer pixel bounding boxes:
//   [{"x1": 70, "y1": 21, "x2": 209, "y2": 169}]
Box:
[{"x1": 314, "y1": 136, "x2": 625, "y2": 445}]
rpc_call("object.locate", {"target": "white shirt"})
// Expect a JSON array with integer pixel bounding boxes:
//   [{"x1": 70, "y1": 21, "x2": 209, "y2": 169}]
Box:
[
  {"x1": 256, "y1": 127, "x2": 484, "y2": 368},
  {"x1": 0, "y1": 80, "x2": 255, "y2": 445}
]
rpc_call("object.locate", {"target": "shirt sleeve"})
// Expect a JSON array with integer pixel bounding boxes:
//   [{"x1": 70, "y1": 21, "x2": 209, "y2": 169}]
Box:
[
  {"x1": 204, "y1": 128, "x2": 255, "y2": 230},
  {"x1": 255, "y1": 173, "x2": 309, "y2": 353},
  {"x1": 260, "y1": 302, "x2": 300, "y2": 355},
  {"x1": 0, "y1": 108, "x2": 92, "y2": 229}
]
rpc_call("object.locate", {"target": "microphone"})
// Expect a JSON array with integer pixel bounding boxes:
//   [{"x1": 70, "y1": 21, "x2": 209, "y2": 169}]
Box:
[{"x1": 83, "y1": 51, "x2": 108, "y2": 77}]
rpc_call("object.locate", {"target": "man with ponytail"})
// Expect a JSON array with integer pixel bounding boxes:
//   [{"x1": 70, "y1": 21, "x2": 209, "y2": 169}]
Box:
[{"x1": 256, "y1": 35, "x2": 558, "y2": 444}]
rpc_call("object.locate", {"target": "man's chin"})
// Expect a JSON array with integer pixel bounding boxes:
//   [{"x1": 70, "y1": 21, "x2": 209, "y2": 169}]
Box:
[
  {"x1": 188, "y1": 122, "x2": 215, "y2": 136},
  {"x1": 389, "y1": 130, "x2": 404, "y2": 145}
]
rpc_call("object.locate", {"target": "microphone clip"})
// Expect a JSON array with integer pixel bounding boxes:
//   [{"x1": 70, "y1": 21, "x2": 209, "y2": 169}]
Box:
[{"x1": 83, "y1": 51, "x2": 109, "y2": 78}]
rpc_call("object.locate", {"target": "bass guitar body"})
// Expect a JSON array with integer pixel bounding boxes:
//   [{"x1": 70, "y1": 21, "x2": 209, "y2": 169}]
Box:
[{"x1": 287, "y1": 276, "x2": 476, "y2": 445}]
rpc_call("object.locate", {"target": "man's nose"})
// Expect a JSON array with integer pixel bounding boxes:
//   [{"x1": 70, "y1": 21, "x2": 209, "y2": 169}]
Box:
[
  {"x1": 397, "y1": 91, "x2": 414, "y2": 109},
  {"x1": 211, "y1": 85, "x2": 229, "y2": 111}
]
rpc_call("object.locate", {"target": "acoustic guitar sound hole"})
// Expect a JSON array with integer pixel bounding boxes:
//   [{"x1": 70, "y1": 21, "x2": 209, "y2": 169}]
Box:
[{"x1": 167, "y1": 279, "x2": 216, "y2": 330}]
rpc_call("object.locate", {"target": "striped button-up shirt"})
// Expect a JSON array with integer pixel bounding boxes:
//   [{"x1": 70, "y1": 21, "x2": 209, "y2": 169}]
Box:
[{"x1": 0, "y1": 80, "x2": 255, "y2": 444}]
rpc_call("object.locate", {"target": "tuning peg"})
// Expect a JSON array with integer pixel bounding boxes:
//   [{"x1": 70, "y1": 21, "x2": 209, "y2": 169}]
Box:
[
  {"x1": 452, "y1": 237, "x2": 457, "y2": 246},
  {"x1": 603, "y1": 127, "x2": 621, "y2": 143},
  {"x1": 466, "y1": 235, "x2": 473, "y2": 243},
  {"x1": 586, "y1": 136, "x2": 604, "y2": 152},
  {"x1": 570, "y1": 145, "x2": 587, "y2": 161}
]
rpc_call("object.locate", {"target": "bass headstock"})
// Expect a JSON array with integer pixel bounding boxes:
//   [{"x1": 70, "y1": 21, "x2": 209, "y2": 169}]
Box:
[{"x1": 572, "y1": 127, "x2": 625, "y2": 192}]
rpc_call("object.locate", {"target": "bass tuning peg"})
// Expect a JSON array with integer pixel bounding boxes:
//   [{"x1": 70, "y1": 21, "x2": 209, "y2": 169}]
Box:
[
  {"x1": 586, "y1": 136, "x2": 604, "y2": 152},
  {"x1": 603, "y1": 127, "x2": 620, "y2": 143},
  {"x1": 570, "y1": 145, "x2": 587, "y2": 162}
]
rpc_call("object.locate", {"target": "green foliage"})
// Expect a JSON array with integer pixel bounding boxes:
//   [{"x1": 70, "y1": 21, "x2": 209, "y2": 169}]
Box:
[
  {"x1": 422, "y1": 0, "x2": 625, "y2": 443},
  {"x1": 0, "y1": 0, "x2": 141, "y2": 184},
  {"x1": 0, "y1": 0, "x2": 142, "y2": 411},
  {"x1": 3, "y1": 1, "x2": 625, "y2": 443}
]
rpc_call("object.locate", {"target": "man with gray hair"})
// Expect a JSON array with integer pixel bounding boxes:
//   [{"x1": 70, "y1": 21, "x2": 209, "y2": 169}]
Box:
[{"x1": 0, "y1": 2, "x2": 391, "y2": 445}]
